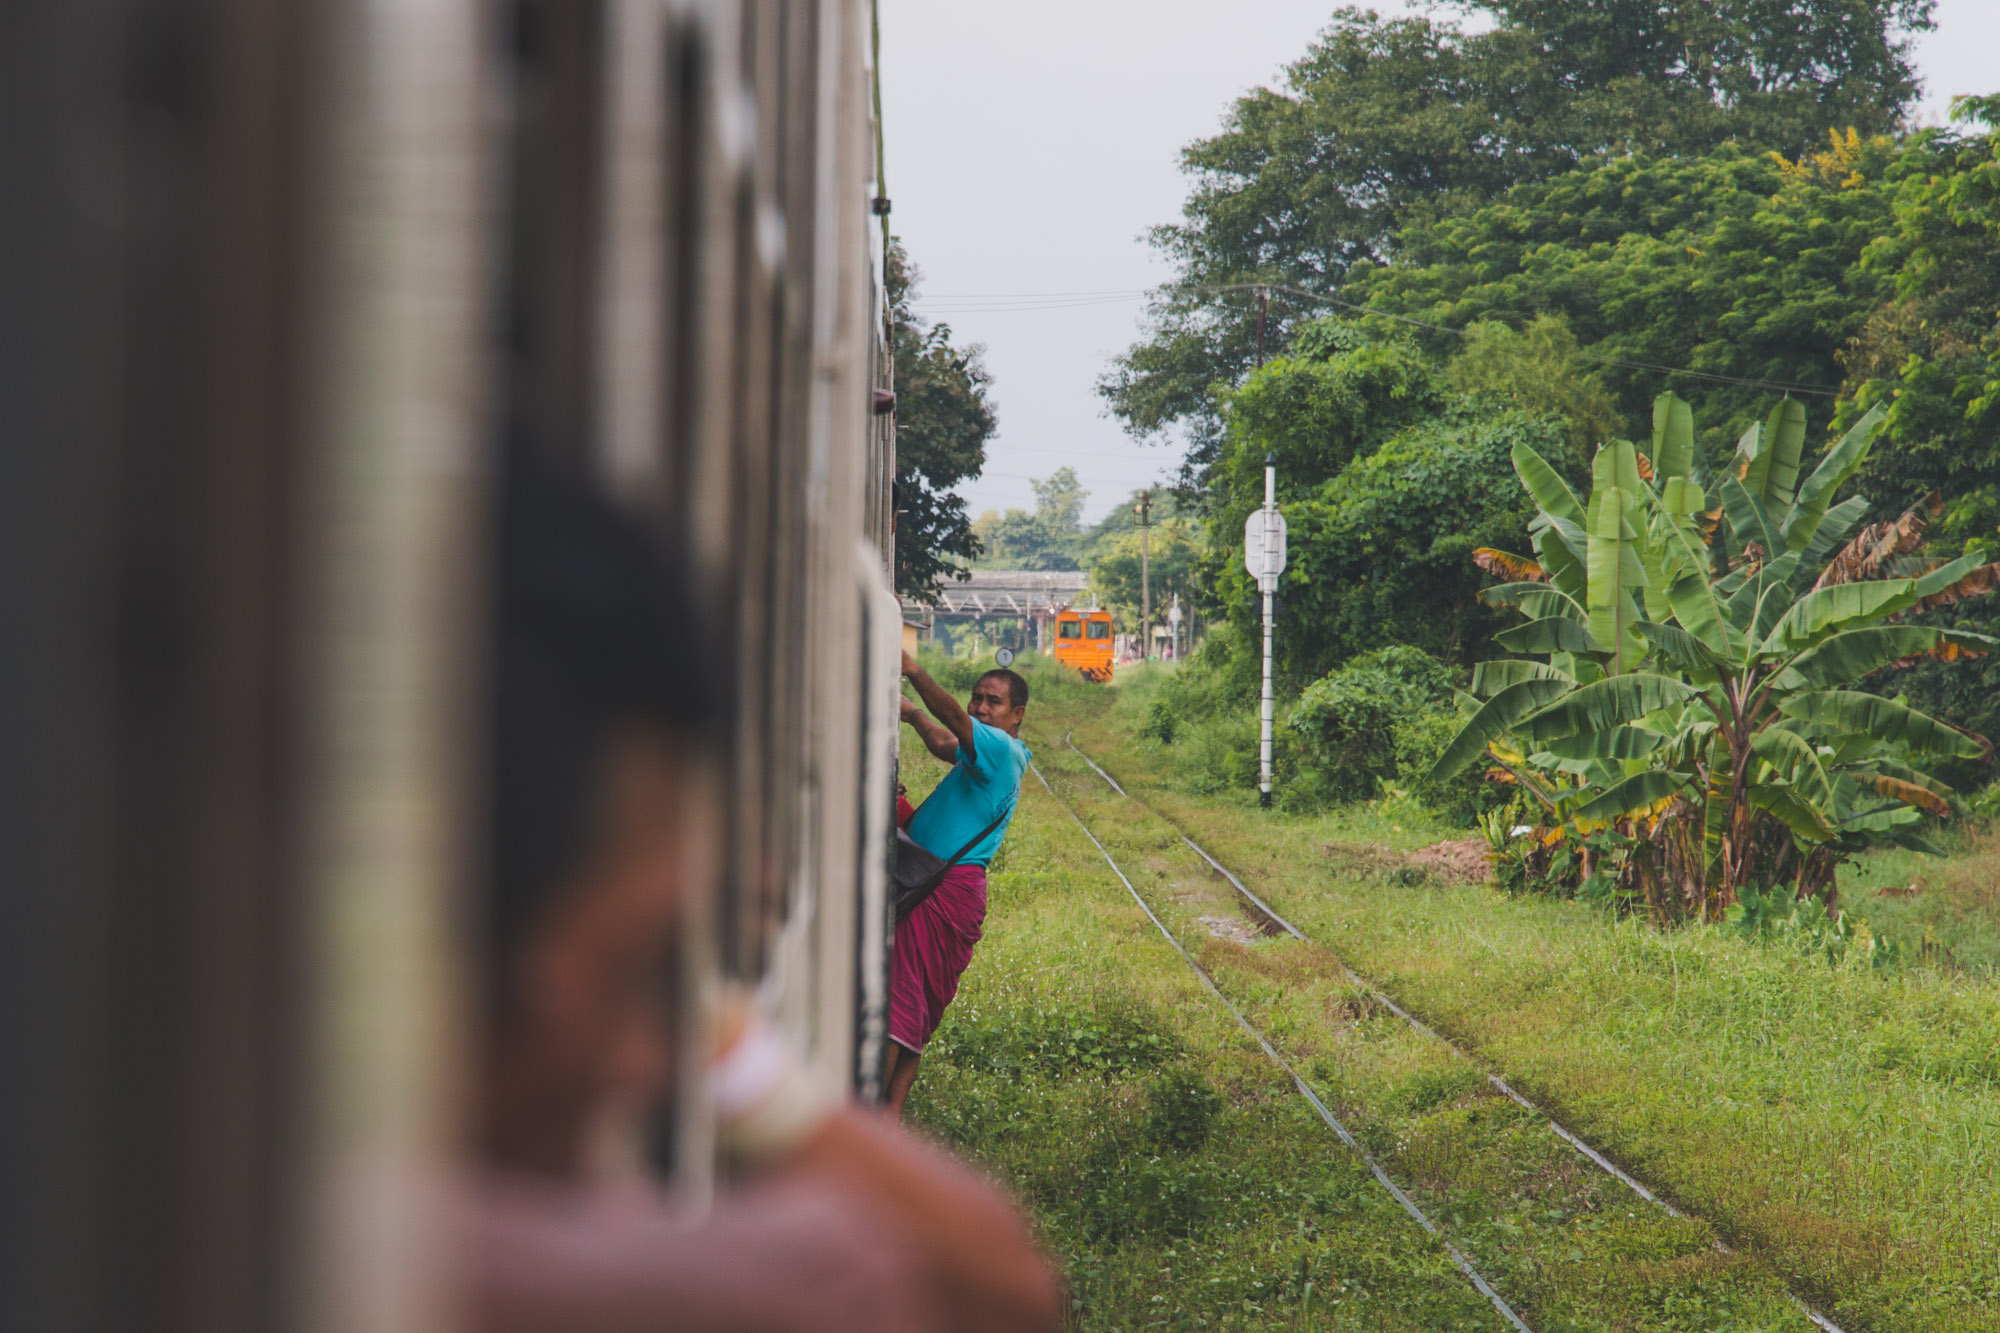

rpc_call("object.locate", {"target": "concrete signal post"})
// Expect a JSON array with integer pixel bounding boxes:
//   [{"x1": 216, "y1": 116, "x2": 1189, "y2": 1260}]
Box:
[{"x1": 1242, "y1": 454, "x2": 1287, "y2": 808}]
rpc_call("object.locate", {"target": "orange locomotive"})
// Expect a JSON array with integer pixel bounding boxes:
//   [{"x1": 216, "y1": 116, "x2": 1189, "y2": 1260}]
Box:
[{"x1": 1052, "y1": 608, "x2": 1116, "y2": 682}]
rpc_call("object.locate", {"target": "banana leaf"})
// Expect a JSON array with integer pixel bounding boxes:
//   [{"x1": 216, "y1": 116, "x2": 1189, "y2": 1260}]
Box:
[
  {"x1": 1652, "y1": 392, "x2": 1695, "y2": 481},
  {"x1": 1480, "y1": 582, "x2": 1587, "y2": 621},
  {"x1": 1594, "y1": 439, "x2": 1645, "y2": 497},
  {"x1": 1845, "y1": 759, "x2": 1953, "y2": 800},
  {"x1": 1750, "y1": 727, "x2": 1833, "y2": 808},
  {"x1": 1754, "y1": 398, "x2": 1807, "y2": 512},
  {"x1": 1781, "y1": 690, "x2": 1987, "y2": 759},
  {"x1": 1496, "y1": 616, "x2": 1607, "y2": 658},
  {"x1": 1472, "y1": 659, "x2": 1574, "y2": 697},
  {"x1": 1758, "y1": 578, "x2": 1921, "y2": 654},
  {"x1": 1913, "y1": 551, "x2": 1994, "y2": 602},
  {"x1": 1427, "y1": 677, "x2": 1576, "y2": 782},
  {"x1": 1796, "y1": 495, "x2": 1872, "y2": 575},
  {"x1": 1783, "y1": 405, "x2": 1885, "y2": 553},
  {"x1": 1636, "y1": 620, "x2": 1725, "y2": 681},
  {"x1": 1735, "y1": 419, "x2": 1768, "y2": 498},
  {"x1": 1839, "y1": 802, "x2": 1929, "y2": 837},
  {"x1": 1512, "y1": 442, "x2": 1585, "y2": 528},
  {"x1": 1532, "y1": 524, "x2": 1588, "y2": 605},
  {"x1": 1661, "y1": 476, "x2": 1707, "y2": 518},
  {"x1": 1748, "y1": 783, "x2": 1837, "y2": 842},
  {"x1": 1777, "y1": 626, "x2": 1994, "y2": 690},
  {"x1": 1722, "y1": 551, "x2": 1800, "y2": 633},
  {"x1": 1640, "y1": 525, "x2": 1674, "y2": 622},
  {"x1": 1521, "y1": 672, "x2": 1702, "y2": 742},
  {"x1": 1570, "y1": 769, "x2": 1694, "y2": 825},
  {"x1": 1585, "y1": 478, "x2": 1647, "y2": 673},
  {"x1": 1862, "y1": 773, "x2": 1951, "y2": 818},
  {"x1": 1542, "y1": 726, "x2": 1669, "y2": 761},
  {"x1": 1719, "y1": 474, "x2": 1782, "y2": 557}
]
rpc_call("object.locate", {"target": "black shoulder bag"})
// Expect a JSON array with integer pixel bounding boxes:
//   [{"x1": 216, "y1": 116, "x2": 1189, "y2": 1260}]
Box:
[{"x1": 891, "y1": 808, "x2": 1008, "y2": 924}]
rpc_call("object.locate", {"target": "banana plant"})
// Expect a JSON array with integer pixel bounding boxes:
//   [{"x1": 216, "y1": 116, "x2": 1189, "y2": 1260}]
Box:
[{"x1": 1437, "y1": 392, "x2": 1999, "y2": 916}]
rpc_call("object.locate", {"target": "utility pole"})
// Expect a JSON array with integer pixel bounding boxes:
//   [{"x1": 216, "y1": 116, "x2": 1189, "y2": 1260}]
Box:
[
  {"x1": 1134, "y1": 489, "x2": 1153, "y2": 660},
  {"x1": 1254, "y1": 285, "x2": 1268, "y2": 369},
  {"x1": 1242, "y1": 453, "x2": 1287, "y2": 808}
]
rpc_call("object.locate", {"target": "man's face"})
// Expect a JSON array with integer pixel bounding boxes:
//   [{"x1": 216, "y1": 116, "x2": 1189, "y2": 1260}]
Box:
[
  {"x1": 968, "y1": 675, "x2": 1026, "y2": 736},
  {"x1": 483, "y1": 728, "x2": 712, "y2": 1178}
]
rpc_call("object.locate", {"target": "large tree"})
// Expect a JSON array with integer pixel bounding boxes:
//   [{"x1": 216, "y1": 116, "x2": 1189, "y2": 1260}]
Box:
[
  {"x1": 1100, "y1": 0, "x2": 1936, "y2": 491},
  {"x1": 1348, "y1": 134, "x2": 1924, "y2": 457},
  {"x1": 1198, "y1": 321, "x2": 1561, "y2": 682},
  {"x1": 890, "y1": 240, "x2": 996, "y2": 601},
  {"x1": 969, "y1": 466, "x2": 1090, "y2": 571},
  {"x1": 1836, "y1": 100, "x2": 2000, "y2": 766}
]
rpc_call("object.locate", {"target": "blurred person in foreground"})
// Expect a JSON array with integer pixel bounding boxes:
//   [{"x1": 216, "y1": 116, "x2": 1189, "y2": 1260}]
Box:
[
  {"x1": 889, "y1": 656, "x2": 1031, "y2": 1118},
  {"x1": 468, "y1": 456, "x2": 1059, "y2": 1333}
]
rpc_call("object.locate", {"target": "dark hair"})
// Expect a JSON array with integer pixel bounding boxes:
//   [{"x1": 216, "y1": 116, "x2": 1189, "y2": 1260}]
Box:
[
  {"x1": 980, "y1": 668, "x2": 1029, "y2": 710},
  {"x1": 489, "y1": 453, "x2": 727, "y2": 1007}
]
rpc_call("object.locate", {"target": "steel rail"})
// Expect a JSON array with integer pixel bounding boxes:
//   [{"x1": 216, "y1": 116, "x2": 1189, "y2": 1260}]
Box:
[
  {"x1": 1028, "y1": 761, "x2": 1535, "y2": 1333},
  {"x1": 1058, "y1": 734, "x2": 1852, "y2": 1333}
]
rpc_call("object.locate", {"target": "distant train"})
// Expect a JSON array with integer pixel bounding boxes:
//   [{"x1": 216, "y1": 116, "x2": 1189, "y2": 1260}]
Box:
[{"x1": 1053, "y1": 607, "x2": 1117, "y2": 682}]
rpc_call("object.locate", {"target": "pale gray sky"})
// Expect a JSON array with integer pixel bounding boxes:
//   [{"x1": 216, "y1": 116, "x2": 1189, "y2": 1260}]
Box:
[{"x1": 879, "y1": 0, "x2": 2000, "y2": 526}]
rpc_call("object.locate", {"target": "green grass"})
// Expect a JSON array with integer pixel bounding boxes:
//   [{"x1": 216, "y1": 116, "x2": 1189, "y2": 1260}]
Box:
[
  {"x1": 1841, "y1": 832, "x2": 2000, "y2": 975},
  {"x1": 900, "y1": 722, "x2": 1513, "y2": 1331},
  {"x1": 898, "y1": 679, "x2": 1833, "y2": 1330},
  {"x1": 1041, "y1": 686, "x2": 2000, "y2": 1333}
]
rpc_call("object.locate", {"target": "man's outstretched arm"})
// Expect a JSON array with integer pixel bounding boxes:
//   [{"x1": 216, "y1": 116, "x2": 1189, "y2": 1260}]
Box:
[
  {"x1": 900, "y1": 696, "x2": 959, "y2": 764},
  {"x1": 902, "y1": 652, "x2": 976, "y2": 762}
]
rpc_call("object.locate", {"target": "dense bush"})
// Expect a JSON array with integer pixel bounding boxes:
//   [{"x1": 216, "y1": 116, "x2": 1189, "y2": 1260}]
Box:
[{"x1": 1280, "y1": 645, "x2": 1490, "y2": 819}]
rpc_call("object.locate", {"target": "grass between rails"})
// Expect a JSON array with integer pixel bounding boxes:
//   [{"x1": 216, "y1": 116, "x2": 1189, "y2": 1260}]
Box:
[
  {"x1": 899, "y1": 724, "x2": 1511, "y2": 1331},
  {"x1": 1049, "y1": 679, "x2": 2000, "y2": 1333},
  {"x1": 1026, "y1": 739, "x2": 1820, "y2": 1333}
]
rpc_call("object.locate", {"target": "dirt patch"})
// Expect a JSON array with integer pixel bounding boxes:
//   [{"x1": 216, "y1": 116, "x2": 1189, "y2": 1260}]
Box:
[
  {"x1": 1198, "y1": 914, "x2": 1266, "y2": 945},
  {"x1": 1405, "y1": 838, "x2": 1493, "y2": 884}
]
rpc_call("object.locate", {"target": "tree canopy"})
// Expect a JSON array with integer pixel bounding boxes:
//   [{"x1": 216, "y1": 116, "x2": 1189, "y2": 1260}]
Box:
[
  {"x1": 1100, "y1": 0, "x2": 1939, "y2": 486},
  {"x1": 890, "y1": 240, "x2": 996, "y2": 601},
  {"x1": 970, "y1": 466, "x2": 1090, "y2": 571}
]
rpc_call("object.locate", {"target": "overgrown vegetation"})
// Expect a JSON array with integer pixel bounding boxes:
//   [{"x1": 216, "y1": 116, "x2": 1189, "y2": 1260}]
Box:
[
  {"x1": 907, "y1": 710, "x2": 1837, "y2": 1330},
  {"x1": 1103, "y1": 0, "x2": 1942, "y2": 478},
  {"x1": 1430, "y1": 390, "x2": 1998, "y2": 917},
  {"x1": 1082, "y1": 15, "x2": 2000, "y2": 837},
  {"x1": 1042, "y1": 693, "x2": 2000, "y2": 1331}
]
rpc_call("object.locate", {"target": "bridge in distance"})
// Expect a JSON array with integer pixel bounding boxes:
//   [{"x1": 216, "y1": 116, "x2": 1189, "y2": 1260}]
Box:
[{"x1": 900, "y1": 569, "x2": 1090, "y2": 624}]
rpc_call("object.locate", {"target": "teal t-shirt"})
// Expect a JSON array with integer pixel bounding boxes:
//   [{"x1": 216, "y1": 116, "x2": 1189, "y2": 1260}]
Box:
[{"x1": 908, "y1": 718, "x2": 1031, "y2": 867}]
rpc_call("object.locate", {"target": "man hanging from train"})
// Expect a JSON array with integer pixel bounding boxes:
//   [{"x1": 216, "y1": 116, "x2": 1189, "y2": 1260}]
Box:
[{"x1": 888, "y1": 655, "x2": 1031, "y2": 1117}]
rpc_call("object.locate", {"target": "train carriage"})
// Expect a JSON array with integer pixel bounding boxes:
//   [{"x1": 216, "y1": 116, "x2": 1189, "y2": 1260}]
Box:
[
  {"x1": 3, "y1": 0, "x2": 898, "y2": 1327},
  {"x1": 1052, "y1": 607, "x2": 1116, "y2": 682}
]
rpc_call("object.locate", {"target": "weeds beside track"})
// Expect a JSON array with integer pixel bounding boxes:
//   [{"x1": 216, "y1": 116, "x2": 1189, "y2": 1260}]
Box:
[
  {"x1": 1056, "y1": 681, "x2": 2000, "y2": 1333},
  {"x1": 1031, "y1": 759, "x2": 1536, "y2": 1332},
  {"x1": 1060, "y1": 732, "x2": 1851, "y2": 1333}
]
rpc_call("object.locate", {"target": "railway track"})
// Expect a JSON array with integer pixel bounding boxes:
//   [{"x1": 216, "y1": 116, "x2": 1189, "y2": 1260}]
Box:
[
  {"x1": 1052, "y1": 731, "x2": 1854, "y2": 1333},
  {"x1": 1027, "y1": 759, "x2": 1536, "y2": 1333}
]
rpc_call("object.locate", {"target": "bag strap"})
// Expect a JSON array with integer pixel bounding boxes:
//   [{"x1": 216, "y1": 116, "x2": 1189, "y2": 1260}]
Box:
[{"x1": 937, "y1": 805, "x2": 1010, "y2": 874}]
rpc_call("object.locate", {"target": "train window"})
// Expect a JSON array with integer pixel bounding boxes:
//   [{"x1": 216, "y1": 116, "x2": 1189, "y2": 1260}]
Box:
[
  {"x1": 1088, "y1": 620, "x2": 1111, "y2": 639},
  {"x1": 1058, "y1": 620, "x2": 1082, "y2": 639}
]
